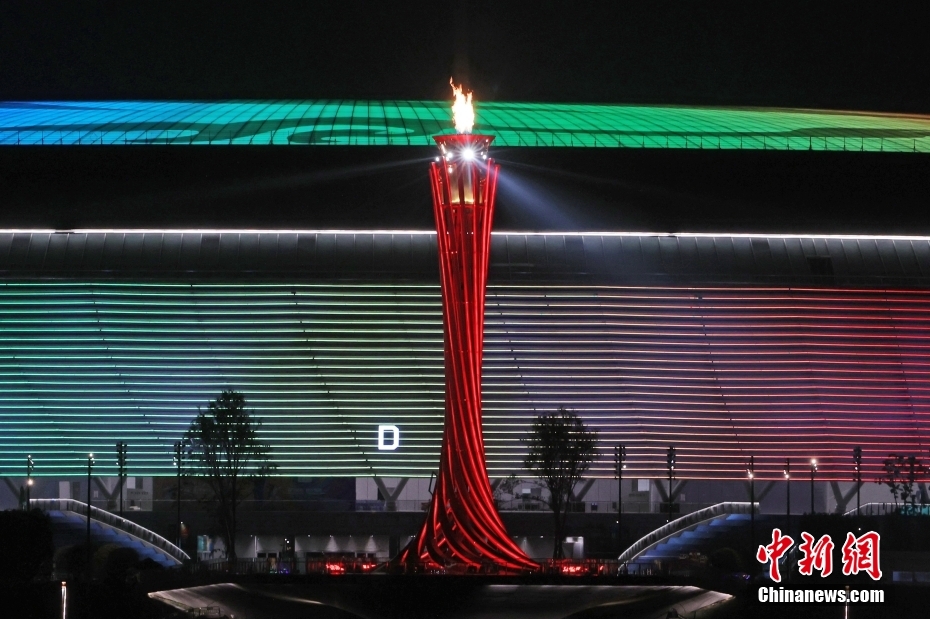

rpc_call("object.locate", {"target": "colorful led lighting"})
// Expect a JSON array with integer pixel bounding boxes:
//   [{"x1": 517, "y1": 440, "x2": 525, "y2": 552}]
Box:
[
  {"x1": 2, "y1": 101, "x2": 930, "y2": 152},
  {"x1": 0, "y1": 282, "x2": 927, "y2": 481}
]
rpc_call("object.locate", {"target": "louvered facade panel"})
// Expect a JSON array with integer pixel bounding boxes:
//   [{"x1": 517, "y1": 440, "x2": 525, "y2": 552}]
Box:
[{"x1": 2, "y1": 276, "x2": 928, "y2": 481}]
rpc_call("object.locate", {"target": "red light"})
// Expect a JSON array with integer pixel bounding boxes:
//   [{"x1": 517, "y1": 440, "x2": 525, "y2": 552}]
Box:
[
  {"x1": 325, "y1": 562, "x2": 346, "y2": 575},
  {"x1": 560, "y1": 564, "x2": 586, "y2": 575},
  {"x1": 398, "y1": 134, "x2": 537, "y2": 573}
]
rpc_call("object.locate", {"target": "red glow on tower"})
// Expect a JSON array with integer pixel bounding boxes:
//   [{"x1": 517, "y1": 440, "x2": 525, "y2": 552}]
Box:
[{"x1": 397, "y1": 133, "x2": 537, "y2": 572}]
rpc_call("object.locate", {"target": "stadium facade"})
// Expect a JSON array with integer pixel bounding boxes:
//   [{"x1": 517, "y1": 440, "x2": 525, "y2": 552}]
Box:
[
  {"x1": 2, "y1": 229, "x2": 928, "y2": 487},
  {"x1": 2, "y1": 100, "x2": 930, "y2": 559}
]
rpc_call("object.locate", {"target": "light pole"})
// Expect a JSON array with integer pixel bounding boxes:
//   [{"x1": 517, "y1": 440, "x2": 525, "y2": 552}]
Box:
[
  {"x1": 116, "y1": 442, "x2": 127, "y2": 519},
  {"x1": 666, "y1": 446, "x2": 676, "y2": 523},
  {"x1": 784, "y1": 459, "x2": 791, "y2": 531},
  {"x1": 173, "y1": 442, "x2": 183, "y2": 549},
  {"x1": 615, "y1": 444, "x2": 626, "y2": 551},
  {"x1": 86, "y1": 452, "x2": 95, "y2": 578},
  {"x1": 748, "y1": 455, "x2": 755, "y2": 546},
  {"x1": 26, "y1": 454, "x2": 34, "y2": 508},
  {"x1": 853, "y1": 446, "x2": 862, "y2": 529},
  {"x1": 810, "y1": 459, "x2": 818, "y2": 514}
]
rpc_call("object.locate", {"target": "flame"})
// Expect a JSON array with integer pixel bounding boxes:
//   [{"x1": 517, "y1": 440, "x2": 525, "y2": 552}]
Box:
[{"x1": 450, "y1": 79, "x2": 474, "y2": 134}]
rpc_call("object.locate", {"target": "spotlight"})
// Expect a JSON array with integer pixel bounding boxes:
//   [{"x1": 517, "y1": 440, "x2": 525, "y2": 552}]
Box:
[{"x1": 461, "y1": 147, "x2": 475, "y2": 161}]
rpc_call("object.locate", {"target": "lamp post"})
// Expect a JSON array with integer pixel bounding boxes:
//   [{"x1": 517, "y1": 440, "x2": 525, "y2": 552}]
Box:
[
  {"x1": 86, "y1": 452, "x2": 95, "y2": 578},
  {"x1": 26, "y1": 454, "x2": 34, "y2": 508},
  {"x1": 784, "y1": 459, "x2": 791, "y2": 532},
  {"x1": 615, "y1": 444, "x2": 626, "y2": 551},
  {"x1": 666, "y1": 446, "x2": 676, "y2": 523},
  {"x1": 116, "y1": 442, "x2": 127, "y2": 519},
  {"x1": 748, "y1": 455, "x2": 755, "y2": 546},
  {"x1": 173, "y1": 442, "x2": 182, "y2": 549},
  {"x1": 853, "y1": 446, "x2": 862, "y2": 529},
  {"x1": 810, "y1": 459, "x2": 818, "y2": 514}
]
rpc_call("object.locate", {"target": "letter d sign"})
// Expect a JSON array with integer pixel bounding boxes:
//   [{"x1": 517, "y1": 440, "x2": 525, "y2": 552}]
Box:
[{"x1": 378, "y1": 425, "x2": 400, "y2": 451}]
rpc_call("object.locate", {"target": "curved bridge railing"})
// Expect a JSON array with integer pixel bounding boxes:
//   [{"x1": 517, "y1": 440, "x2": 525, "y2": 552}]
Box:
[
  {"x1": 30, "y1": 498, "x2": 189, "y2": 564},
  {"x1": 843, "y1": 502, "x2": 927, "y2": 517},
  {"x1": 618, "y1": 501, "x2": 756, "y2": 565}
]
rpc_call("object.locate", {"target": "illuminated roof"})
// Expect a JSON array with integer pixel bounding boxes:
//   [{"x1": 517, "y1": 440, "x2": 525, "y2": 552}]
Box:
[
  {"x1": 2, "y1": 101, "x2": 930, "y2": 152},
  {"x1": 2, "y1": 229, "x2": 930, "y2": 287},
  {"x1": 1, "y1": 230, "x2": 929, "y2": 480}
]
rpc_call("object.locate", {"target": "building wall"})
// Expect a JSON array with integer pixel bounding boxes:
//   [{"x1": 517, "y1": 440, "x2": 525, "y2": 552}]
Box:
[
  {"x1": 3, "y1": 231, "x2": 929, "y2": 486},
  {"x1": 3, "y1": 282, "x2": 928, "y2": 482}
]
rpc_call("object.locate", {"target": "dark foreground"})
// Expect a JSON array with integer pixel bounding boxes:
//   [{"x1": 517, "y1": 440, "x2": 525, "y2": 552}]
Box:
[
  {"x1": 8, "y1": 574, "x2": 926, "y2": 619},
  {"x1": 146, "y1": 576, "x2": 929, "y2": 619},
  {"x1": 150, "y1": 578, "x2": 730, "y2": 619}
]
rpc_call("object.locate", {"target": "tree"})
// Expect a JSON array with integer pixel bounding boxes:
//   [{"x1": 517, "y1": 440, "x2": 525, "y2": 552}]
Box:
[
  {"x1": 522, "y1": 407, "x2": 598, "y2": 559},
  {"x1": 878, "y1": 454, "x2": 926, "y2": 510},
  {"x1": 183, "y1": 390, "x2": 272, "y2": 564}
]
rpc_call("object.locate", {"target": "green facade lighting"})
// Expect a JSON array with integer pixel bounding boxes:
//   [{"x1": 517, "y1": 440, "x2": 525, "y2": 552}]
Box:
[{"x1": 1, "y1": 100, "x2": 929, "y2": 151}]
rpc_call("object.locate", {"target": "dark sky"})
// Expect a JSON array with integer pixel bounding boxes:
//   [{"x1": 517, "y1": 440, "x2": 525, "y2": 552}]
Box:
[
  {"x1": 4, "y1": 1, "x2": 929, "y2": 111},
  {"x1": 1, "y1": 1, "x2": 929, "y2": 233}
]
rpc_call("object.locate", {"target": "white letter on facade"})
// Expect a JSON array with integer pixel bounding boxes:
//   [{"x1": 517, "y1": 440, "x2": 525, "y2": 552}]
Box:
[{"x1": 378, "y1": 425, "x2": 400, "y2": 450}]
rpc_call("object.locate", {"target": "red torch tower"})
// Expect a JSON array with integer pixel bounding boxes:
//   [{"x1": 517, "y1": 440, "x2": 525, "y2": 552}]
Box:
[{"x1": 397, "y1": 133, "x2": 537, "y2": 572}]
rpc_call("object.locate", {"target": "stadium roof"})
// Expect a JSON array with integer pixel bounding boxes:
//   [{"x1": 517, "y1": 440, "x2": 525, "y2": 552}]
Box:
[
  {"x1": 2, "y1": 101, "x2": 930, "y2": 152},
  {"x1": 3, "y1": 229, "x2": 930, "y2": 288}
]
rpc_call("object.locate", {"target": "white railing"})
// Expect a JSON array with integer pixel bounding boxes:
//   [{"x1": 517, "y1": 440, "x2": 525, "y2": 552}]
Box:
[
  {"x1": 618, "y1": 501, "x2": 756, "y2": 565},
  {"x1": 354, "y1": 498, "x2": 716, "y2": 514},
  {"x1": 30, "y1": 498, "x2": 189, "y2": 564},
  {"x1": 843, "y1": 502, "x2": 928, "y2": 517}
]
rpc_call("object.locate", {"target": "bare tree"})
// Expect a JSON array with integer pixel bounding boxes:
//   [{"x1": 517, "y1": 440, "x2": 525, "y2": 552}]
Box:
[
  {"x1": 523, "y1": 407, "x2": 597, "y2": 559},
  {"x1": 878, "y1": 454, "x2": 927, "y2": 511},
  {"x1": 183, "y1": 390, "x2": 272, "y2": 564}
]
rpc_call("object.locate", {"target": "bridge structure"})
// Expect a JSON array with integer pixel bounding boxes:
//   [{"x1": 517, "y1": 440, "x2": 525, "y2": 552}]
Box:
[
  {"x1": 618, "y1": 502, "x2": 758, "y2": 572},
  {"x1": 30, "y1": 498, "x2": 189, "y2": 568}
]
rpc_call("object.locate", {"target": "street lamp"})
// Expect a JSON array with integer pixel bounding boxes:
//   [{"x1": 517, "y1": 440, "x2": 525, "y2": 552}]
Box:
[
  {"x1": 86, "y1": 452, "x2": 95, "y2": 578},
  {"x1": 26, "y1": 454, "x2": 34, "y2": 508},
  {"x1": 784, "y1": 458, "x2": 791, "y2": 532},
  {"x1": 666, "y1": 446, "x2": 676, "y2": 523},
  {"x1": 615, "y1": 444, "x2": 627, "y2": 550},
  {"x1": 116, "y1": 442, "x2": 128, "y2": 519},
  {"x1": 173, "y1": 442, "x2": 183, "y2": 549},
  {"x1": 853, "y1": 446, "x2": 862, "y2": 529},
  {"x1": 810, "y1": 459, "x2": 818, "y2": 514}
]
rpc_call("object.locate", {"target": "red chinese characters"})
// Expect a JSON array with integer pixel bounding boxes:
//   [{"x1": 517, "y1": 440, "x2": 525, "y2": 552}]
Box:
[
  {"x1": 841, "y1": 531, "x2": 882, "y2": 581},
  {"x1": 756, "y1": 528, "x2": 794, "y2": 582},
  {"x1": 758, "y1": 528, "x2": 883, "y2": 582},
  {"x1": 797, "y1": 532, "x2": 834, "y2": 577}
]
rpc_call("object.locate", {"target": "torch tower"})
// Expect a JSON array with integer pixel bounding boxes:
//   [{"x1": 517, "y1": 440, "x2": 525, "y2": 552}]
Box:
[{"x1": 398, "y1": 87, "x2": 537, "y2": 572}]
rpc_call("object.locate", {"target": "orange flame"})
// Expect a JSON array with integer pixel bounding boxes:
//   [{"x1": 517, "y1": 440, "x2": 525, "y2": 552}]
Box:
[{"x1": 450, "y1": 79, "x2": 474, "y2": 134}]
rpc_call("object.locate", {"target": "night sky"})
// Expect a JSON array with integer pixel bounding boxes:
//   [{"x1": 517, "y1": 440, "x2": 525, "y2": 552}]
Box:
[{"x1": 2, "y1": 1, "x2": 929, "y2": 233}]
